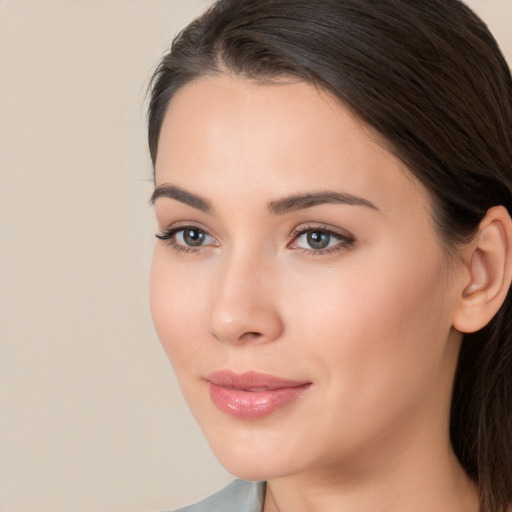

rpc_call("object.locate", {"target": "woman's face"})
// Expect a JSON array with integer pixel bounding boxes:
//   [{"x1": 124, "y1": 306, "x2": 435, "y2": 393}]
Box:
[{"x1": 150, "y1": 76, "x2": 465, "y2": 481}]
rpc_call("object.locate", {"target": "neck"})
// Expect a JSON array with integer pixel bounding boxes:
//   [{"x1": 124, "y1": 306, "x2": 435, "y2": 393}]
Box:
[{"x1": 264, "y1": 451, "x2": 478, "y2": 512}]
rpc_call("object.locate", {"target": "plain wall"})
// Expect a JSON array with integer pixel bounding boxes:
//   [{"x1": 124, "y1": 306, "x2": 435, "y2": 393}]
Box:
[{"x1": 0, "y1": 1, "x2": 511, "y2": 511}]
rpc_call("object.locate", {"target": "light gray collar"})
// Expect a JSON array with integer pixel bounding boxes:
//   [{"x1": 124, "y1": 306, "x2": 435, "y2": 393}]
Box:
[{"x1": 172, "y1": 480, "x2": 266, "y2": 512}]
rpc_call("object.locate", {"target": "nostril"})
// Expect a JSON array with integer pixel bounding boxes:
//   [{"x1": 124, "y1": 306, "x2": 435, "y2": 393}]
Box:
[
  {"x1": 240, "y1": 332, "x2": 263, "y2": 341},
  {"x1": 209, "y1": 330, "x2": 263, "y2": 344}
]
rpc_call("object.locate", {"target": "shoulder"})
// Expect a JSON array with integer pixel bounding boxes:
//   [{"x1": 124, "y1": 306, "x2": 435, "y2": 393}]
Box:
[{"x1": 171, "y1": 480, "x2": 266, "y2": 512}]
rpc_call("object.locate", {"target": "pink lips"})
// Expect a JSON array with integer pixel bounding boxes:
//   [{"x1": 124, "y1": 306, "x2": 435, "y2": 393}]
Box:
[{"x1": 205, "y1": 370, "x2": 312, "y2": 420}]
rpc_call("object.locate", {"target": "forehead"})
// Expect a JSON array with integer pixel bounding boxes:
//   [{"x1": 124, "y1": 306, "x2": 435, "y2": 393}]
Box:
[{"x1": 155, "y1": 74, "x2": 429, "y2": 216}]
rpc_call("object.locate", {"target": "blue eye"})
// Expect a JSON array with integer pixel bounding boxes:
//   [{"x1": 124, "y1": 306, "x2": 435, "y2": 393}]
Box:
[
  {"x1": 291, "y1": 226, "x2": 355, "y2": 254},
  {"x1": 155, "y1": 226, "x2": 216, "y2": 251},
  {"x1": 303, "y1": 231, "x2": 332, "y2": 250},
  {"x1": 176, "y1": 227, "x2": 208, "y2": 247}
]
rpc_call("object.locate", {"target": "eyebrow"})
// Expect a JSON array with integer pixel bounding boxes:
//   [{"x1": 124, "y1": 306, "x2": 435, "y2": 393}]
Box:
[
  {"x1": 150, "y1": 184, "x2": 378, "y2": 215},
  {"x1": 150, "y1": 184, "x2": 214, "y2": 213},
  {"x1": 268, "y1": 191, "x2": 378, "y2": 214}
]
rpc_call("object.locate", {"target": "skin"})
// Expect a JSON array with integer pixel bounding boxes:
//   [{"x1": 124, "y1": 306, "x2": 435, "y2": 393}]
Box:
[{"x1": 150, "y1": 75, "x2": 479, "y2": 511}]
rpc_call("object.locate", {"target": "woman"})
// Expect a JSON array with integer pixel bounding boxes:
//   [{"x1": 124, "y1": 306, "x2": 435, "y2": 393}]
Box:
[{"x1": 147, "y1": 1, "x2": 512, "y2": 511}]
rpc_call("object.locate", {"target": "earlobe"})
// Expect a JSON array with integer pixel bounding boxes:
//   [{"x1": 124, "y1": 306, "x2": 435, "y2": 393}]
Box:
[{"x1": 453, "y1": 206, "x2": 512, "y2": 334}]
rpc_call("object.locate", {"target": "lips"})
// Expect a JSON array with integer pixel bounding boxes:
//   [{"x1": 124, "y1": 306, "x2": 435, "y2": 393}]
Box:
[{"x1": 205, "y1": 370, "x2": 312, "y2": 420}]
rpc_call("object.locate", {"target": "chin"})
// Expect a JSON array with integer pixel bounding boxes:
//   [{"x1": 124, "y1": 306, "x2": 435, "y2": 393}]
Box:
[
  {"x1": 200, "y1": 421, "x2": 300, "y2": 482},
  {"x1": 214, "y1": 451, "x2": 291, "y2": 482}
]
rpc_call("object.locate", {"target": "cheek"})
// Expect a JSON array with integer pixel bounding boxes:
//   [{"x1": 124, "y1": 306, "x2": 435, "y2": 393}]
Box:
[
  {"x1": 284, "y1": 243, "x2": 453, "y2": 423},
  {"x1": 149, "y1": 249, "x2": 209, "y2": 371}
]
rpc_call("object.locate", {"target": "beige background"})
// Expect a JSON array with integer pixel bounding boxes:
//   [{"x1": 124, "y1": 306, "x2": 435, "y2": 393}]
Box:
[{"x1": 0, "y1": 1, "x2": 511, "y2": 511}]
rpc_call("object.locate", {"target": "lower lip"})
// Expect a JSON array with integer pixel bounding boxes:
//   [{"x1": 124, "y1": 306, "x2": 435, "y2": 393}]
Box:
[{"x1": 208, "y1": 382, "x2": 311, "y2": 420}]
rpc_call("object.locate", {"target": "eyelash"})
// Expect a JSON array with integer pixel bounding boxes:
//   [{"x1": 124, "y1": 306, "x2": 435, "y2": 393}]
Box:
[
  {"x1": 289, "y1": 224, "x2": 355, "y2": 256},
  {"x1": 155, "y1": 224, "x2": 355, "y2": 256},
  {"x1": 154, "y1": 224, "x2": 211, "y2": 254}
]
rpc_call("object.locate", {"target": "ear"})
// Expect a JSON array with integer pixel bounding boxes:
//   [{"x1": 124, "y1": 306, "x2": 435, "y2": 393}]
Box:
[{"x1": 453, "y1": 206, "x2": 512, "y2": 334}]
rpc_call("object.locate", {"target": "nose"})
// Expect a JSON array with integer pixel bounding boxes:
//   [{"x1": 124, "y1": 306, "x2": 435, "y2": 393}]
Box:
[{"x1": 207, "y1": 254, "x2": 284, "y2": 345}]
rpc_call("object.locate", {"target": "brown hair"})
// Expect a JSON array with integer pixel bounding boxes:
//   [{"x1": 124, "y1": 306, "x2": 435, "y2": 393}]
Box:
[{"x1": 147, "y1": 1, "x2": 512, "y2": 510}]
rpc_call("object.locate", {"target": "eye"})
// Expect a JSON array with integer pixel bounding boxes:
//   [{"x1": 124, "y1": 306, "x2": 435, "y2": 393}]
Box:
[
  {"x1": 290, "y1": 225, "x2": 355, "y2": 254},
  {"x1": 155, "y1": 225, "x2": 217, "y2": 252},
  {"x1": 301, "y1": 231, "x2": 333, "y2": 250},
  {"x1": 175, "y1": 227, "x2": 209, "y2": 247}
]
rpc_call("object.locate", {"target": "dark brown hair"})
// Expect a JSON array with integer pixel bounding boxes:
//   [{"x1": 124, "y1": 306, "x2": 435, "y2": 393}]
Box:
[{"x1": 147, "y1": 1, "x2": 512, "y2": 510}]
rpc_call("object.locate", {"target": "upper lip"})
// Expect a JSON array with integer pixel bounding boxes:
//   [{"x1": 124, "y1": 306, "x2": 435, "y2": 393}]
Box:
[{"x1": 205, "y1": 370, "x2": 311, "y2": 391}]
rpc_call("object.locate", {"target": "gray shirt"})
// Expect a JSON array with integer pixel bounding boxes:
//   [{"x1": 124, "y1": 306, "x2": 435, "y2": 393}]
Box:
[{"x1": 172, "y1": 480, "x2": 266, "y2": 512}]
